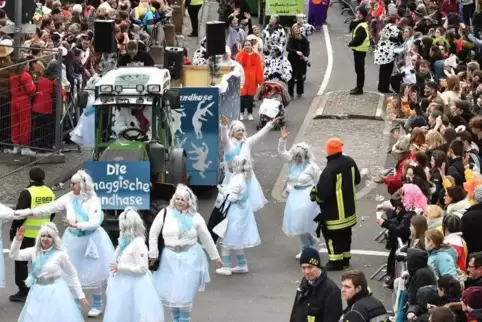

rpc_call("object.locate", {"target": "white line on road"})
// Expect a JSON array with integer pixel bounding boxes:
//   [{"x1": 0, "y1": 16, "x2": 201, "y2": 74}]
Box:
[
  {"x1": 318, "y1": 248, "x2": 389, "y2": 257},
  {"x1": 317, "y1": 24, "x2": 333, "y2": 96}
]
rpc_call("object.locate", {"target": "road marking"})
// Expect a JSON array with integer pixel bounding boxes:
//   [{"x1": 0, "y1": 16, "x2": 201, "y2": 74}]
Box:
[
  {"x1": 318, "y1": 248, "x2": 389, "y2": 257},
  {"x1": 317, "y1": 24, "x2": 333, "y2": 96}
]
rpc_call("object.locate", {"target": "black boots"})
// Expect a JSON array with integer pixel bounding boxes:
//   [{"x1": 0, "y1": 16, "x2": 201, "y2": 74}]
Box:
[{"x1": 349, "y1": 87, "x2": 363, "y2": 95}]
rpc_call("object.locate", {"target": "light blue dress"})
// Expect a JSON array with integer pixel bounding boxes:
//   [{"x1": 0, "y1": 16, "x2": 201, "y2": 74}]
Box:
[
  {"x1": 62, "y1": 199, "x2": 115, "y2": 288},
  {"x1": 282, "y1": 163, "x2": 319, "y2": 236},
  {"x1": 221, "y1": 180, "x2": 261, "y2": 250},
  {"x1": 104, "y1": 238, "x2": 164, "y2": 322}
]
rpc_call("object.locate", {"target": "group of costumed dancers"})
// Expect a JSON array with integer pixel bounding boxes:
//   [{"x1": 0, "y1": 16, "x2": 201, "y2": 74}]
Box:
[{"x1": 0, "y1": 115, "x2": 322, "y2": 322}]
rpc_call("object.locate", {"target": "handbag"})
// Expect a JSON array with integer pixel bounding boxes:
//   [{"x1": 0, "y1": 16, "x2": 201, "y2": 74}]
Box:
[
  {"x1": 148, "y1": 207, "x2": 168, "y2": 272},
  {"x1": 207, "y1": 194, "x2": 231, "y2": 243}
]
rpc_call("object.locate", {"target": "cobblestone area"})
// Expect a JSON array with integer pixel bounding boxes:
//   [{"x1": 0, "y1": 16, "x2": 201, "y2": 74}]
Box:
[
  {"x1": 0, "y1": 7, "x2": 213, "y2": 205},
  {"x1": 305, "y1": 118, "x2": 387, "y2": 177},
  {"x1": 315, "y1": 90, "x2": 382, "y2": 119}
]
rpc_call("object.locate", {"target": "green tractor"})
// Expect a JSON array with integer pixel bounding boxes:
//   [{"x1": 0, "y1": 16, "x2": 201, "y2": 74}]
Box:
[{"x1": 90, "y1": 67, "x2": 188, "y2": 246}]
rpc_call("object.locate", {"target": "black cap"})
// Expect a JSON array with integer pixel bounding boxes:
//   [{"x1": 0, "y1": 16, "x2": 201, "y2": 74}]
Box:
[{"x1": 299, "y1": 247, "x2": 321, "y2": 268}]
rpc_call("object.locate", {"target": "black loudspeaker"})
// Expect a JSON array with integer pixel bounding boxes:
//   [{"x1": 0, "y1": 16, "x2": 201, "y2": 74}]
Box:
[
  {"x1": 206, "y1": 21, "x2": 226, "y2": 56},
  {"x1": 164, "y1": 47, "x2": 184, "y2": 80},
  {"x1": 94, "y1": 20, "x2": 116, "y2": 54}
]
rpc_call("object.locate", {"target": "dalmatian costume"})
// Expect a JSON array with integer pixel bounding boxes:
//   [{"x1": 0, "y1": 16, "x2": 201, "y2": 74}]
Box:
[
  {"x1": 296, "y1": 14, "x2": 315, "y2": 39},
  {"x1": 374, "y1": 23, "x2": 400, "y2": 66},
  {"x1": 262, "y1": 16, "x2": 287, "y2": 56},
  {"x1": 264, "y1": 45, "x2": 292, "y2": 83},
  {"x1": 192, "y1": 37, "x2": 208, "y2": 66}
]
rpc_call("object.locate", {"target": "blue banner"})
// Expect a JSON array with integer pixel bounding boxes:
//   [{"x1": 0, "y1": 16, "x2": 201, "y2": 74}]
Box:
[
  {"x1": 84, "y1": 161, "x2": 151, "y2": 210},
  {"x1": 172, "y1": 87, "x2": 219, "y2": 186}
]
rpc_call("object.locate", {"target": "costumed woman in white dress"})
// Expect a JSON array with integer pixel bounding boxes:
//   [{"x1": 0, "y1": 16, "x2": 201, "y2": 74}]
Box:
[
  {"x1": 104, "y1": 207, "x2": 164, "y2": 322},
  {"x1": 0, "y1": 203, "x2": 27, "y2": 289},
  {"x1": 278, "y1": 127, "x2": 321, "y2": 259},
  {"x1": 15, "y1": 170, "x2": 115, "y2": 318},
  {"x1": 220, "y1": 115, "x2": 279, "y2": 211},
  {"x1": 10, "y1": 223, "x2": 88, "y2": 322},
  {"x1": 215, "y1": 155, "x2": 261, "y2": 276},
  {"x1": 149, "y1": 184, "x2": 222, "y2": 322}
]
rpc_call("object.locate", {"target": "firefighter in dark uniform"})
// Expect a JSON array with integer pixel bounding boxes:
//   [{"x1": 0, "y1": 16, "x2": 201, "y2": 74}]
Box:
[
  {"x1": 311, "y1": 138, "x2": 361, "y2": 271},
  {"x1": 9, "y1": 167, "x2": 55, "y2": 302}
]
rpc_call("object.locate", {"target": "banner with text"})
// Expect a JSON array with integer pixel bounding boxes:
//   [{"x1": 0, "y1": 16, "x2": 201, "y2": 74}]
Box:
[
  {"x1": 84, "y1": 161, "x2": 150, "y2": 210},
  {"x1": 266, "y1": 0, "x2": 304, "y2": 16}
]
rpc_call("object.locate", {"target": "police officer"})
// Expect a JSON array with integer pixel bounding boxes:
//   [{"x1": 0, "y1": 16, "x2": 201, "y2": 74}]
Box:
[
  {"x1": 348, "y1": 7, "x2": 369, "y2": 95},
  {"x1": 9, "y1": 167, "x2": 55, "y2": 302},
  {"x1": 312, "y1": 138, "x2": 360, "y2": 271}
]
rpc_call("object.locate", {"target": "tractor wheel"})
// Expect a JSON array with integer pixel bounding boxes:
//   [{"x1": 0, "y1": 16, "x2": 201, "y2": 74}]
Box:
[{"x1": 167, "y1": 148, "x2": 188, "y2": 185}]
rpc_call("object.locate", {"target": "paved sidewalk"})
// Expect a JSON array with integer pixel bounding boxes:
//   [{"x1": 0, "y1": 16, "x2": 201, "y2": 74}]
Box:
[{"x1": 272, "y1": 93, "x2": 390, "y2": 201}]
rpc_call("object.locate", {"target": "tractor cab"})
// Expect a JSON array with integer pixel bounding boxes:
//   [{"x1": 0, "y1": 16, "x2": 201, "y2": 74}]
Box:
[{"x1": 91, "y1": 67, "x2": 188, "y2": 245}]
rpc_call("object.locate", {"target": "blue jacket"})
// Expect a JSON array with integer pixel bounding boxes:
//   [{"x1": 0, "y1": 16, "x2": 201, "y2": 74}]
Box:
[{"x1": 428, "y1": 246, "x2": 458, "y2": 278}]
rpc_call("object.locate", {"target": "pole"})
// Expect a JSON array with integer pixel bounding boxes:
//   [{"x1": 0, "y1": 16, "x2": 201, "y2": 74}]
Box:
[
  {"x1": 13, "y1": 0, "x2": 22, "y2": 62},
  {"x1": 54, "y1": 52, "x2": 62, "y2": 151}
]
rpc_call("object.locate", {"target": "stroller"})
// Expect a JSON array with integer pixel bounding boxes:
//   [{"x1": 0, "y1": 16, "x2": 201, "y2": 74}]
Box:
[{"x1": 255, "y1": 81, "x2": 290, "y2": 131}]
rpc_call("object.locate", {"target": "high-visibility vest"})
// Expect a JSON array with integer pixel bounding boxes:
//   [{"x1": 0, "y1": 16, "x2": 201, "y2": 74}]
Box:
[
  {"x1": 352, "y1": 22, "x2": 370, "y2": 52},
  {"x1": 23, "y1": 186, "x2": 55, "y2": 238},
  {"x1": 190, "y1": 0, "x2": 203, "y2": 6}
]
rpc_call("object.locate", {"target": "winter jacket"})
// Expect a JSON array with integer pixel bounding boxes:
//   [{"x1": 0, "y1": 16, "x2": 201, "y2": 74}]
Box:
[
  {"x1": 235, "y1": 50, "x2": 263, "y2": 96},
  {"x1": 428, "y1": 246, "x2": 459, "y2": 278},
  {"x1": 447, "y1": 157, "x2": 466, "y2": 186},
  {"x1": 340, "y1": 289, "x2": 387, "y2": 322},
  {"x1": 262, "y1": 23, "x2": 287, "y2": 56},
  {"x1": 406, "y1": 248, "x2": 438, "y2": 311},
  {"x1": 462, "y1": 203, "x2": 482, "y2": 256},
  {"x1": 286, "y1": 36, "x2": 310, "y2": 76},
  {"x1": 407, "y1": 285, "x2": 441, "y2": 318},
  {"x1": 447, "y1": 199, "x2": 472, "y2": 218},
  {"x1": 382, "y1": 209, "x2": 415, "y2": 250},
  {"x1": 264, "y1": 45, "x2": 292, "y2": 83},
  {"x1": 290, "y1": 270, "x2": 343, "y2": 322},
  {"x1": 445, "y1": 233, "x2": 469, "y2": 272},
  {"x1": 445, "y1": 302, "x2": 468, "y2": 322}
]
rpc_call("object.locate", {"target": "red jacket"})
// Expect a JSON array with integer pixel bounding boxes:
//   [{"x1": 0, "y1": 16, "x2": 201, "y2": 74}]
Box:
[
  {"x1": 33, "y1": 77, "x2": 56, "y2": 114},
  {"x1": 441, "y1": 0, "x2": 459, "y2": 16},
  {"x1": 9, "y1": 71, "x2": 36, "y2": 107},
  {"x1": 384, "y1": 153, "x2": 415, "y2": 195}
]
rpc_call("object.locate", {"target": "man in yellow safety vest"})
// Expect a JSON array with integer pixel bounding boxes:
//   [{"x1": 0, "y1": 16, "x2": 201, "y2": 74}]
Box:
[
  {"x1": 348, "y1": 7, "x2": 369, "y2": 95},
  {"x1": 9, "y1": 167, "x2": 55, "y2": 302}
]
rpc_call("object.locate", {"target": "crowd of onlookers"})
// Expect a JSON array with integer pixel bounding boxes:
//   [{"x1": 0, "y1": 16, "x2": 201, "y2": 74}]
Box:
[{"x1": 344, "y1": 0, "x2": 482, "y2": 320}]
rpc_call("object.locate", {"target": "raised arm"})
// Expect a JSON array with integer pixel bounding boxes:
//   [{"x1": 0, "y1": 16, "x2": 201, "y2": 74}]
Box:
[
  {"x1": 31, "y1": 193, "x2": 69, "y2": 216},
  {"x1": 246, "y1": 120, "x2": 274, "y2": 147},
  {"x1": 9, "y1": 238, "x2": 35, "y2": 261}
]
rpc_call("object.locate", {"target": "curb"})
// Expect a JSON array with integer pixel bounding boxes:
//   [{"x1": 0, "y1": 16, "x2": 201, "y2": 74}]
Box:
[{"x1": 313, "y1": 90, "x2": 385, "y2": 121}]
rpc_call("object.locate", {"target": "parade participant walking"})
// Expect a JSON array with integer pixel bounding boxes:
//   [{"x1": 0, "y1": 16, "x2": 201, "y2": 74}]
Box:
[
  {"x1": 149, "y1": 184, "x2": 222, "y2": 322},
  {"x1": 339, "y1": 270, "x2": 388, "y2": 322},
  {"x1": 312, "y1": 138, "x2": 361, "y2": 271},
  {"x1": 104, "y1": 207, "x2": 164, "y2": 322},
  {"x1": 290, "y1": 247, "x2": 343, "y2": 322},
  {"x1": 14, "y1": 170, "x2": 115, "y2": 318},
  {"x1": 287, "y1": 23, "x2": 310, "y2": 99},
  {"x1": 278, "y1": 127, "x2": 321, "y2": 259},
  {"x1": 10, "y1": 223, "x2": 88, "y2": 322},
  {"x1": 219, "y1": 115, "x2": 278, "y2": 211},
  {"x1": 215, "y1": 155, "x2": 261, "y2": 276},
  {"x1": 9, "y1": 167, "x2": 55, "y2": 303},
  {"x1": 348, "y1": 7, "x2": 370, "y2": 95}
]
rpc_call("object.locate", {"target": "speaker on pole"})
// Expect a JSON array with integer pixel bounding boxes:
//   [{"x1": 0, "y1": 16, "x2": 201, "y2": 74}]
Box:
[
  {"x1": 164, "y1": 47, "x2": 184, "y2": 80},
  {"x1": 206, "y1": 21, "x2": 226, "y2": 56},
  {"x1": 94, "y1": 20, "x2": 116, "y2": 54}
]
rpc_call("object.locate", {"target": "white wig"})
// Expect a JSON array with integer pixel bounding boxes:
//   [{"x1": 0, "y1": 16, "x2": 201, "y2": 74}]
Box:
[
  {"x1": 289, "y1": 142, "x2": 315, "y2": 163},
  {"x1": 71, "y1": 170, "x2": 96, "y2": 197},
  {"x1": 36, "y1": 223, "x2": 63, "y2": 252},
  {"x1": 169, "y1": 184, "x2": 198, "y2": 214},
  {"x1": 228, "y1": 120, "x2": 247, "y2": 139},
  {"x1": 119, "y1": 207, "x2": 146, "y2": 240},
  {"x1": 231, "y1": 155, "x2": 253, "y2": 180}
]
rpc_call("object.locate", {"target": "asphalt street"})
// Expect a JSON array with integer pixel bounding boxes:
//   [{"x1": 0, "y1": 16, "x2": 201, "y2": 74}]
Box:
[{"x1": 0, "y1": 7, "x2": 393, "y2": 322}]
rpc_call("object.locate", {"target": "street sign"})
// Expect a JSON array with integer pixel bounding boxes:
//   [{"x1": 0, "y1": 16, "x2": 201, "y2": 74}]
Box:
[
  {"x1": 4, "y1": 0, "x2": 37, "y2": 24},
  {"x1": 0, "y1": 23, "x2": 36, "y2": 34}
]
